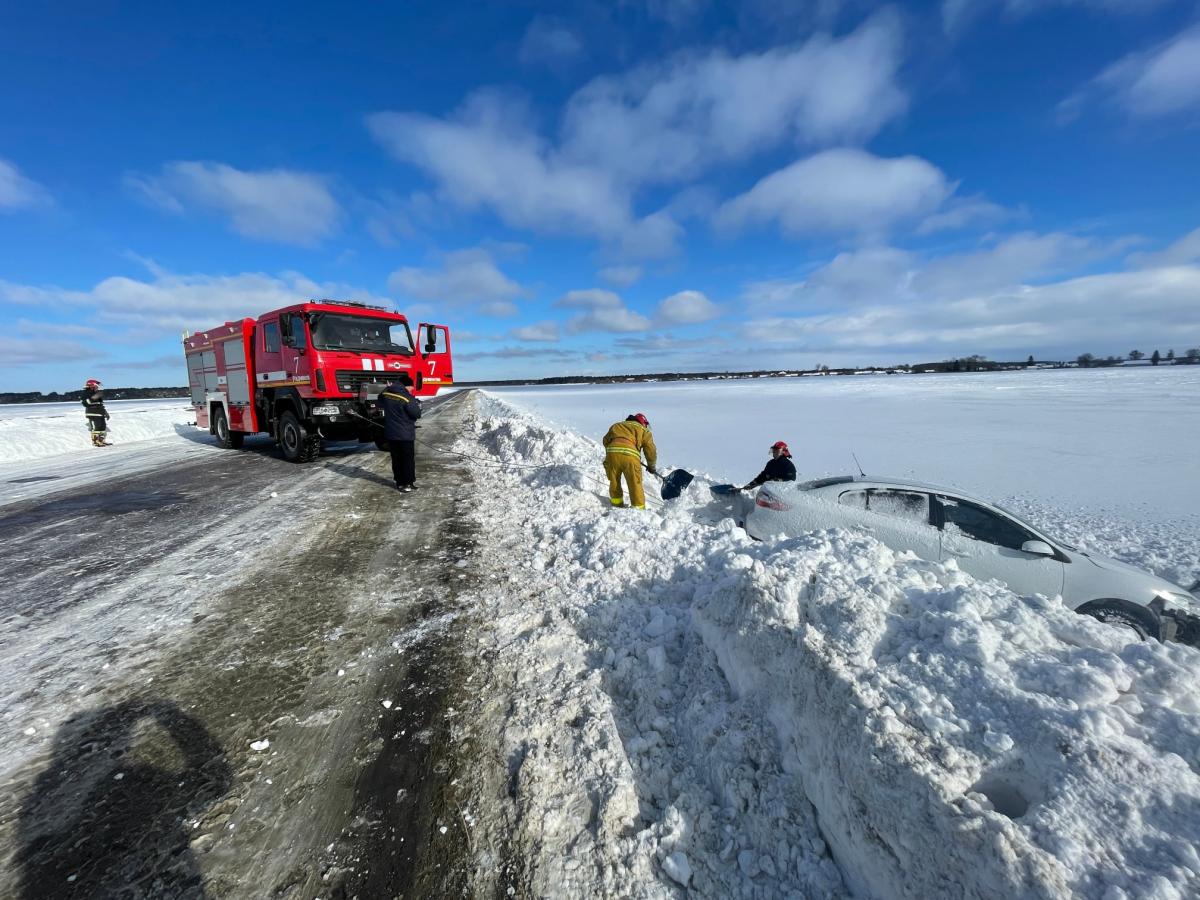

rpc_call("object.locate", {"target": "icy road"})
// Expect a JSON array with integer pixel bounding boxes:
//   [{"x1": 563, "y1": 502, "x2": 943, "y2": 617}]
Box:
[{"x1": 0, "y1": 393, "x2": 487, "y2": 898}]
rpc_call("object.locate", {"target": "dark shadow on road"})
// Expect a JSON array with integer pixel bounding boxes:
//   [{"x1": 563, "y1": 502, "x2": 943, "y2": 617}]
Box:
[
  {"x1": 322, "y1": 458, "x2": 396, "y2": 489},
  {"x1": 15, "y1": 699, "x2": 231, "y2": 899}
]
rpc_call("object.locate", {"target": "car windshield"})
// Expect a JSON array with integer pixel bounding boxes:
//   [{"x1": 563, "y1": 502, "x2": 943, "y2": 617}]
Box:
[{"x1": 309, "y1": 314, "x2": 413, "y2": 354}]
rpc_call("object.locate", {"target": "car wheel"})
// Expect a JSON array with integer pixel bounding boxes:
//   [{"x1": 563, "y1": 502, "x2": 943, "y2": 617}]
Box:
[{"x1": 1078, "y1": 600, "x2": 1162, "y2": 642}]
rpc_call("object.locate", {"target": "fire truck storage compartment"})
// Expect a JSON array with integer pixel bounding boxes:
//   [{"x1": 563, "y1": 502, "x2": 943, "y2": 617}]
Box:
[
  {"x1": 220, "y1": 336, "x2": 251, "y2": 405},
  {"x1": 187, "y1": 349, "x2": 218, "y2": 405}
]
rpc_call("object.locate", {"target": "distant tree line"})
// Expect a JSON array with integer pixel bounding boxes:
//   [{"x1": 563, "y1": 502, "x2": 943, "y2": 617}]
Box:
[
  {"x1": 0, "y1": 386, "x2": 189, "y2": 405},
  {"x1": 1076, "y1": 348, "x2": 1200, "y2": 368}
]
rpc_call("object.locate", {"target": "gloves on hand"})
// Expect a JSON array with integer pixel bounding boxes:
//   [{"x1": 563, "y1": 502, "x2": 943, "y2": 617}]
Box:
[{"x1": 647, "y1": 465, "x2": 658, "y2": 475}]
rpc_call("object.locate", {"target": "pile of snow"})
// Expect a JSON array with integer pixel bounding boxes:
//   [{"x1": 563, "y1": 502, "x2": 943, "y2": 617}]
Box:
[
  {"x1": 456, "y1": 392, "x2": 1200, "y2": 898},
  {"x1": 0, "y1": 399, "x2": 194, "y2": 463}
]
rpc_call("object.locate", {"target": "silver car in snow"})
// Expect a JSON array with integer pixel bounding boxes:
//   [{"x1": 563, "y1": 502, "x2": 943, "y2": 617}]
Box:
[{"x1": 744, "y1": 475, "x2": 1200, "y2": 643}]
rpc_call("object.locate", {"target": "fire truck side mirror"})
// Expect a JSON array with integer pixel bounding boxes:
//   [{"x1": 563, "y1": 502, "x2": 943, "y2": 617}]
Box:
[{"x1": 423, "y1": 325, "x2": 437, "y2": 355}]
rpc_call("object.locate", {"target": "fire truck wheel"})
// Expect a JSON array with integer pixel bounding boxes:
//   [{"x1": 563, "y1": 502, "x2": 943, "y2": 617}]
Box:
[
  {"x1": 213, "y1": 407, "x2": 245, "y2": 450},
  {"x1": 278, "y1": 410, "x2": 320, "y2": 463}
]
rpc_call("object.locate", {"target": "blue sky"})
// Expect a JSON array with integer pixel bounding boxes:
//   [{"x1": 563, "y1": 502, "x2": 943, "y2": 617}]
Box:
[{"x1": 2, "y1": 0, "x2": 1199, "y2": 392}]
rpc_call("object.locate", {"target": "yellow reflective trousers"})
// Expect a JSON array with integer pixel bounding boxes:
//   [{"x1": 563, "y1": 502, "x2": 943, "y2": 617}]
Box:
[{"x1": 604, "y1": 451, "x2": 645, "y2": 509}]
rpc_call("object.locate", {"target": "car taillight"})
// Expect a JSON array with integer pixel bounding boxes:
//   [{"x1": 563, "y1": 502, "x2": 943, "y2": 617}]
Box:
[
  {"x1": 756, "y1": 493, "x2": 790, "y2": 511},
  {"x1": 314, "y1": 369, "x2": 326, "y2": 392}
]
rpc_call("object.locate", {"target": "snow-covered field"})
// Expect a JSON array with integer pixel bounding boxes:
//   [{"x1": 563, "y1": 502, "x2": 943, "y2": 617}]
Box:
[
  {"x1": 0, "y1": 398, "x2": 194, "y2": 463},
  {"x1": 451, "y1": 371, "x2": 1200, "y2": 898}
]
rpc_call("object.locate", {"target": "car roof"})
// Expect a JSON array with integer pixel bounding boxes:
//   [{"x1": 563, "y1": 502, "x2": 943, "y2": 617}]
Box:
[{"x1": 792, "y1": 474, "x2": 975, "y2": 497}]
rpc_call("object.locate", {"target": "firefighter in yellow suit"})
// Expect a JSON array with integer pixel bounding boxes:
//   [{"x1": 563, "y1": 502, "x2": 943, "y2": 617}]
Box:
[{"x1": 602, "y1": 413, "x2": 657, "y2": 509}]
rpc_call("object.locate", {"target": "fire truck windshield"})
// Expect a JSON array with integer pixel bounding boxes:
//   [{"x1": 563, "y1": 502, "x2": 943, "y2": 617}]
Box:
[{"x1": 309, "y1": 314, "x2": 414, "y2": 355}]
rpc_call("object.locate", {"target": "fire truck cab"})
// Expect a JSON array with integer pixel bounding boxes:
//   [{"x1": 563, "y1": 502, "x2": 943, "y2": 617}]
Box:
[{"x1": 183, "y1": 300, "x2": 452, "y2": 462}]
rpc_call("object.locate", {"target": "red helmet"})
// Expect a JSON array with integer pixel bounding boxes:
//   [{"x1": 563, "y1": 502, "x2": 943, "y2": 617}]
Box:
[
  {"x1": 770, "y1": 440, "x2": 791, "y2": 457},
  {"x1": 86, "y1": 379, "x2": 102, "y2": 389},
  {"x1": 632, "y1": 413, "x2": 649, "y2": 427}
]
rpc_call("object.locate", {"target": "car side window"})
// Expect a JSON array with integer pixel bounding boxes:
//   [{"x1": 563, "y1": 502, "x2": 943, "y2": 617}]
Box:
[
  {"x1": 870, "y1": 490, "x2": 930, "y2": 523},
  {"x1": 838, "y1": 489, "x2": 930, "y2": 523},
  {"x1": 837, "y1": 490, "x2": 869, "y2": 509},
  {"x1": 938, "y1": 497, "x2": 1031, "y2": 551}
]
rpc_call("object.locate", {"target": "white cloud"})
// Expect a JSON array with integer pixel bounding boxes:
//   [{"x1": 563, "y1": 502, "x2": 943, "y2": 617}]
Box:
[
  {"x1": 735, "y1": 228, "x2": 1200, "y2": 359},
  {"x1": 0, "y1": 335, "x2": 98, "y2": 367},
  {"x1": 480, "y1": 301, "x2": 520, "y2": 318},
  {"x1": 1129, "y1": 227, "x2": 1200, "y2": 268},
  {"x1": 656, "y1": 290, "x2": 722, "y2": 324},
  {"x1": 917, "y1": 196, "x2": 1011, "y2": 234},
  {"x1": 741, "y1": 232, "x2": 1116, "y2": 313},
  {"x1": 1061, "y1": 23, "x2": 1200, "y2": 120},
  {"x1": 599, "y1": 265, "x2": 644, "y2": 288},
  {"x1": 510, "y1": 321, "x2": 561, "y2": 342},
  {"x1": 125, "y1": 161, "x2": 340, "y2": 245},
  {"x1": 742, "y1": 265, "x2": 1200, "y2": 356},
  {"x1": 561, "y1": 11, "x2": 906, "y2": 185},
  {"x1": 716, "y1": 148, "x2": 952, "y2": 239},
  {"x1": 367, "y1": 92, "x2": 678, "y2": 257},
  {"x1": 0, "y1": 159, "x2": 50, "y2": 211},
  {"x1": 555, "y1": 289, "x2": 653, "y2": 333},
  {"x1": 518, "y1": 17, "x2": 584, "y2": 67},
  {"x1": 0, "y1": 268, "x2": 389, "y2": 333},
  {"x1": 367, "y1": 13, "x2": 906, "y2": 255},
  {"x1": 388, "y1": 248, "x2": 527, "y2": 309}
]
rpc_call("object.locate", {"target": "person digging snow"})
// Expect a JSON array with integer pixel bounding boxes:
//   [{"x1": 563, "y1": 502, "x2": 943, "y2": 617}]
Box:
[
  {"x1": 741, "y1": 440, "x2": 795, "y2": 491},
  {"x1": 602, "y1": 413, "x2": 657, "y2": 509},
  {"x1": 379, "y1": 372, "x2": 422, "y2": 492},
  {"x1": 82, "y1": 379, "x2": 111, "y2": 447}
]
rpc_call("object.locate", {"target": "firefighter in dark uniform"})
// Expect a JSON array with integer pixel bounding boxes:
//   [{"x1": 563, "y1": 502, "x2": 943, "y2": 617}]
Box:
[
  {"x1": 82, "y1": 379, "x2": 111, "y2": 447},
  {"x1": 741, "y1": 440, "x2": 796, "y2": 490},
  {"x1": 379, "y1": 373, "x2": 422, "y2": 492}
]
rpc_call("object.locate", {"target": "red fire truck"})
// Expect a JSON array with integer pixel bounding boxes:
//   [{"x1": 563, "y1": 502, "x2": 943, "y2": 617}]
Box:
[{"x1": 183, "y1": 300, "x2": 452, "y2": 462}]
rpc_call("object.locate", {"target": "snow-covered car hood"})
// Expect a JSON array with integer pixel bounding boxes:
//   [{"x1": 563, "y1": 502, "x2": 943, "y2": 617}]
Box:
[{"x1": 1075, "y1": 547, "x2": 1195, "y2": 596}]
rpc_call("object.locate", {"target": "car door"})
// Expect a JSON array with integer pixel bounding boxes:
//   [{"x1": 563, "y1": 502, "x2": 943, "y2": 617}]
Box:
[
  {"x1": 934, "y1": 495, "x2": 1065, "y2": 598},
  {"x1": 836, "y1": 488, "x2": 942, "y2": 563}
]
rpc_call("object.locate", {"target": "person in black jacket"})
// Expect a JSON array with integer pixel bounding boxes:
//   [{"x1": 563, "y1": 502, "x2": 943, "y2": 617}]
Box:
[
  {"x1": 379, "y1": 373, "x2": 422, "y2": 492},
  {"x1": 742, "y1": 440, "x2": 796, "y2": 491},
  {"x1": 82, "y1": 378, "x2": 111, "y2": 447}
]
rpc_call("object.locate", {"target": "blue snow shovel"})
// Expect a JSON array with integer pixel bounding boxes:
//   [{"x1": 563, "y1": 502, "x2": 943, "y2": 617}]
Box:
[
  {"x1": 709, "y1": 484, "x2": 740, "y2": 497},
  {"x1": 659, "y1": 468, "x2": 695, "y2": 500}
]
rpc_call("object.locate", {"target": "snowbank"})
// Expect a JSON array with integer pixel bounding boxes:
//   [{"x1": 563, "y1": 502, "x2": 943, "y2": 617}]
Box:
[
  {"x1": 0, "y1": 399, "x2": 194, "y2": 463},
  {"x1": 456, "y1": 392, "x2": 1200, "y2": 898}
]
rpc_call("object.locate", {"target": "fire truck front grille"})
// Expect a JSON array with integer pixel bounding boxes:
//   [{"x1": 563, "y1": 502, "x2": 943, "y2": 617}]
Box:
[{"x1": 333, "y1": 370, "x2": 390, "y2": 394}]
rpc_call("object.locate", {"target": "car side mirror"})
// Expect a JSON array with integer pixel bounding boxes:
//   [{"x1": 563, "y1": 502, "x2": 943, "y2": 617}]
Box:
[{"x1": 1021, "y1": 540, "x2": 1055, "y2": 557}]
